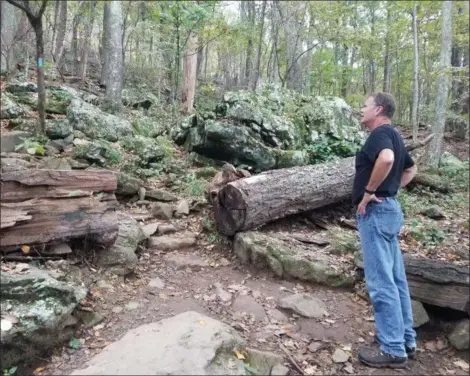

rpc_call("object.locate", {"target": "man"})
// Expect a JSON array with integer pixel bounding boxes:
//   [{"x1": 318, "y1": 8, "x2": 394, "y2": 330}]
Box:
[{"x1": 352, "y1": 92, "x2": 418, "y2": 369}]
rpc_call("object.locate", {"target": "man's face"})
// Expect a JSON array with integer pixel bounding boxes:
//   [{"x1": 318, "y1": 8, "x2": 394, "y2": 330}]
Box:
[{"x1": 360, "y1": 97, "x2": 380, "y2": 128}]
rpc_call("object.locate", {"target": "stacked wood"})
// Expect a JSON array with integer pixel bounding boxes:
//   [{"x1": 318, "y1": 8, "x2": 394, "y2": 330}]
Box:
[
  {"x1": 1, "y1": 170, "x2": 118, "y2": 251},
  {"x1": 404, "y1": 255, "x2": 469, "y2": 314},
  {"x1": 213, "y1": 135, "x2": 434, "y2": 236}
]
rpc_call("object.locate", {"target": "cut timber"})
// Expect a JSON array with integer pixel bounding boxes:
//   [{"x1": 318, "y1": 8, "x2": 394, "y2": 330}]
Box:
[
  {"x1": 0, "y1": 169, "x2": 118, "y2": 249},
  {"x1": 214, "y1": 136, "x2": 433, "y2": 236},
  {"x1": 404, "y1": 255, "x2": 469, "y2": 314}
]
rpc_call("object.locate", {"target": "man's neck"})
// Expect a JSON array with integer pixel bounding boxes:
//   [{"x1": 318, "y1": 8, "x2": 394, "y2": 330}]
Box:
[{"x1": 369, "y1": 118, "x2": 391, "y2": 131}]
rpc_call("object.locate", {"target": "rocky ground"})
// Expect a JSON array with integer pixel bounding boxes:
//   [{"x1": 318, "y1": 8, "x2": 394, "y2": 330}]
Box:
[{"x1": 1, "y1": 78, "x2": 469, "y2": 375}]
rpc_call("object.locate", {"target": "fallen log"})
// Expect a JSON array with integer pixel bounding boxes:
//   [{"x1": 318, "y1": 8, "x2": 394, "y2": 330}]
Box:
[
  {"x1": 403, "y1": 255, "x2": 469, "y2": 314},
  {"x1": 0, "y1": 169, "x2": 118, "y2": 250},
  {"x1": 214, "y1": 135, "x2": 433, "y2": 236}
]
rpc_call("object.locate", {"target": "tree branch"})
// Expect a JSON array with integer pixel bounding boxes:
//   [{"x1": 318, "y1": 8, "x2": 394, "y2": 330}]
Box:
[
  {"x1": 39, "y1": 0, "x2": 48, "y2": 16},
  {"x1": 5, "y1": 0, "x2": 34, "y2": 17}
]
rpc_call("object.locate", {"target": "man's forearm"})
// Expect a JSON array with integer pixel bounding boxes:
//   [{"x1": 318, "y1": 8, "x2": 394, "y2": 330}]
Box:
[
  {"x1": 366, "y1": 159, "x2": 394, "y2": 191},
  {"x1": 400, "y1": 165, "x2": 417, "y2": 187}
]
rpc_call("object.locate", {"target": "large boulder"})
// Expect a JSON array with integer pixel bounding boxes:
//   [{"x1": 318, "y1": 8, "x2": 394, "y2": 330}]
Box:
[
  {"x1": 71, "y1": 311, "x2": 246, "y2": 375},
  {"x1": 234, "y1": 231, "x2": 357, "y2": 287},
  {"x1": 96, "y1": 213, "x2": 147, "y2": 275},
  {"x1": 67, "y1": 99, "x2": 132, "y2": 142},
  {"x1": 0, "y1": 92, "x2": 24, "y2": 119},
  {"x1": 1, "y1": 264, "x2": 87, "y2": 369},
  {"x1": 119, "y1": 135, "x2": 173, "y2": 167},
  {"x1": 171, "y1": 88, "x2": 364, "y2": 171}
]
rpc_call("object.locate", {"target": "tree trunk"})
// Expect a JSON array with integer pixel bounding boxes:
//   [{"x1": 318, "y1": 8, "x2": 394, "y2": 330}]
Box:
[
  {"x1": 0, "y1": 169, "x2": 118, "y2": 250},
  {"x1": 411, "y1": 4, "x2": 419, "y2": 142},
  {"x1": 100, "y1": 1, "x2": 110, "y2": 86},
  {"x1": 31, "y1": 18, "x2": 46, "y2": 134},
  {"x1": 181, "y1": 30, "x2": 198, "y2": 113},
  {"x1": 213, "y1": 137, "x2": 432, "y2": 236},
  {"x1": 426, "y1": 1, "x2": 453, "y2": 168},
  {"x1": 104, "y1": 0, "x2": 124, "y2": 112},
  {"x1": 253, "y1": 0, "x2": 267, "y2": 91},
  {"x1": 383, "y1": 2, "x2": 392, "y2": 93},
  {"x1": 53, "y1": 0, "x2": 66, "y2": 68},
  {"x1": 78, "y1": 1, "x2": 97, "y2": 82},
  {"x1": 244, "y1": 0, "x2": 255, "y2": 89}
]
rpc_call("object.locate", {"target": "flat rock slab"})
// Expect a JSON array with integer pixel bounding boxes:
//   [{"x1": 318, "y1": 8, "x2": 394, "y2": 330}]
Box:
[
  {"x1": 232, "y1": 295, "x2": 267, "y2": 321},
  {"x1": 163, "y1": 253, "x2": 208, "y2": 269},
  {"x1": 1, "y1": 131, "x2": 31, "y2": 152},
  {"x1": 234, "y1": 231, "x2": 356, "y2": 288},
  {"x1": 278, "y1": 293, "x2": 328, "y2": 318},
  {"x1": 149, "y1": 231, "x2": 197, "y2": 251},
  {"x1": 71, "y1": 311, "x2": 245, "y2": 375}
]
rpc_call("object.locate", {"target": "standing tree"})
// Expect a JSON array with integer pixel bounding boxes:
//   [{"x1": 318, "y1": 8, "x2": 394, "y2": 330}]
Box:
[
  {"x1": 411, "y1": 4, "x2": 420, "y2": 141},
  {"x1": 181, "y1": 30, "x2": 198, "y2": 113},
  {"x1": 5, "y1": 0, "x2": 48, "y2": 134},
  {"x1": 426, "y1": 1, "x2": 453, "y2": 168},
  {"x1": 103, "y1": 0, "x2": 124, "y2": 112}
]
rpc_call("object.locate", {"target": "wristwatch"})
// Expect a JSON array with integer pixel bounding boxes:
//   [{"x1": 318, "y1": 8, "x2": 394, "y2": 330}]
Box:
[{"x1": 365, "y1": 188, "x2": 376, "y2": 195}]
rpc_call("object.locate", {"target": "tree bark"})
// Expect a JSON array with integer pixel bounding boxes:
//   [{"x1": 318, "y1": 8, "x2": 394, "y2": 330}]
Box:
[
  {"x1": 104, "y1": 0, "x2": 124, "y2": 112},
  {"x1": 426, "y1": 1, "x2": 453, "y2": 168},
  {"x1": 0, "y1": 170, "x2": 118, "y2": 250},
  {"x1": 411, "y1": 4, "x2": 419, "y2": 142},
  {"x1": 100, "y1": 1, "x2": 110, "y2": 86},
  {"x1": 383, "y1": 2, "x2": 392, "y2": 93},
  {"x1": 181, "y1": 30, "x2": 198, "y2": 113},
  {"x1": 53, "y1": 0, "x2": 66, "y2": 68},
  {"x1": 253, "y1": 0, "x2": 267, "y2": 91},
  {"x1": 78, "y1": 0, "x2": 97, "y2": 82},
  {"x1": 214, "y1": 137, "x2": 433, "y2": 236}
]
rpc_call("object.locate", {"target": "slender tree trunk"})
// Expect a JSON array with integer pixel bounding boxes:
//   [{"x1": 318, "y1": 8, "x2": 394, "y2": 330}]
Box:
[
  {"x1": 411, "y1": 4, "x2": 419, "y2": 141},
  {"x1": 33, "y1": 18, "x2": 46, "y2": 134},
  {"x1": 383, "y1": 3, "x2": 392, "y2": 92},
  {"x1": 104, "y1": 0, "x2": 124, "y2": 112},
  {"x1": 78, "y1": 1, "x2": 97, "y2": 82},
  {"x1": 426, "y1": 1, "x2": 453, "y2": 168},
  {"x1": 253, "y1": 0, "x2": 267, "y2": 91},
  {"x1": 204, "y1": 41, "x2": 209, "y2": 80},
  {"x1": 181, "y1": 30, "x2": 198, "y2": 113},
  {"x1": 100, "y1": 1, "x2": 110, "y2": 86},
  {"x1": 53, "y1": 1, "x2": 66, "y2": 69}
]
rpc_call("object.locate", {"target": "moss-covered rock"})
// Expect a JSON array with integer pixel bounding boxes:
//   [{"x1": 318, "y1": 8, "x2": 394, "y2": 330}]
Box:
[
  {"x1": 0, "y1": 265, "x2": 87, "y2": 369},
  {"x1": 0, "y1": 92, "x2": 24, "y2": 119},
  {"x1": 234, "y1": 231, "x2": 357, "y2": 288},
  {"x1": 120, "y1": 135, "x2": 173, "y2": 167},
  {"x1": 46, "y1": 119, "x2": 73, "y2": 139},
  {"x1": 73, "y1": 139, "x2": 120, "y2": 167}
]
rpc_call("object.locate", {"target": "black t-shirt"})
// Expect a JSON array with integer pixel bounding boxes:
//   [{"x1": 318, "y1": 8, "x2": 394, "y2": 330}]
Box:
[{"x1": 352, "y1": 124, "x2": 414, "y2": 205}]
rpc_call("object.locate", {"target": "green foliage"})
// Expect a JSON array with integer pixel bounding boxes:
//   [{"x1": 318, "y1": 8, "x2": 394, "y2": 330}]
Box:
[
  {"x1": 3, "y1": 367, "x2": 17, "y2": 376},
  {"x1": 305, "y1": 134, "x2": 361, "y2": 164},
  {"x1": 183, "y1": 173, "x2": 206, "y2": 197},
  {"x1": 407, "y1": 218, "x2": 447, "y2": 246},
  {"x1": 14, "y1": 136, "x2": 48, "y2": 156}
]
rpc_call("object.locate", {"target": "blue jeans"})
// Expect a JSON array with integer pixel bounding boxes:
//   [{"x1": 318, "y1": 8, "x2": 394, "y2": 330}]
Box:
[{"x1": 356, "y1": 197, "x2": 417, "y2": 357}]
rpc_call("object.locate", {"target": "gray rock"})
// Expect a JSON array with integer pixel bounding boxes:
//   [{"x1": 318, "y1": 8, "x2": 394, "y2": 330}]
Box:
[
  {"x1": 448, "y1": 319, "x2": 469, "y2": 350},
  {"x1": 67, "y1": 98, "x2": 132, "y2": 142},
  {"x1": 125, "y1": 301, "x2": 140, "y2": 311},
  {"x1": 149, "y1": 231, "x2": 196, "y2": 250},
  {"x1": 97, "y1": 213, "x2": 147, "y2": 275},
  {"x1": 46, "y1": 119, "x2": 73, "y2": 139},
  {"x1": 232, "y1": 295, "x2": 267, "y2": 321},
  {"x1": 157, "y1": 223, "x2": 178, "y2": 235},
  {"x1": 44, "y1": 243, "x2": 73, "y2": 255},
  {"x1": 6, "y1": 82, "x2": 37, "y2": 94},
  {"x1": 245, "y1": 348, "x2": 284, "y2": 375},
  {"x1": 150, "y1": 202, "x2": 174, "y2": 220},
  {"x1": 40, "y1": 157, "x2": 72, "y2": 170},
  {"x1": 234, "y1": 231, "x2": 356, "y2": 288},
  {"x1": 138, "y1": 187, "x2": 146, "y2": 201},
  {"x1": 1, "y1": 157, "x2": 36, "y2": 172},
  {"x1": 146, "y1": 189, "x2": 178, "y2": 202},
  {"x1": 267, "y1": 309, "x2": 288, "y2": 323},
  {"x1": 141, "y1": 222, "x2": 159, "y2": 238},
  {"x1": 175, "y1": 199, "x2": 190, "y2": 216},
  {"x1": 75, "y1": 311, "x2": 104, "y2": 328},
  {"x1": 332, "y1": 348, "x2": 350, "y2": 363},
  {"x1": 411, "y1": 300, "x2": 429, "y2": 328},
  {"x1": 115, "y1": 172, "x2": 142, "y2": 196},
  {"x1": 278, "y1": 293, "x2": 328, "y2": 318},
  {"x1": 1, "y1": 92, "x2": 24, "y2": 119},
  {"x1": 163, "y1": 253, "x2": 208, "y2": 269},
  {"x1": 71, "y1": 311, "x2": 245, "y2": 375},
  {"x1": 44, "y1": 144, "x2": 60, "y2": 156},
  {"x1": 420, "y1": 206, "x2": 445, "y2": 220},
  {"x1": 215, "y1": 283, "x2": 232, "y2": 303},
  {"x1": 0, "y1": 130, "x2": 31, "y2": 152},
  {"x1": 148, "y1": 277, "x2": 165, "y2": 289},
  {"x1": 271, "y1": 364, "x2": 290, "y2": 376},
  {"x1": 1, "y1": 266, "x2": 87, "y2": 369},
  {"x1": 68, "y1": 158, "x2": 90, "y2": 169},
  {"x1": 307, "y1": 341, "x2": 324, "y2": 353}
]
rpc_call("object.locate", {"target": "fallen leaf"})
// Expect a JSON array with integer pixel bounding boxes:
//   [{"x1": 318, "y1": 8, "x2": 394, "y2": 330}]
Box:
[
  {"x1": 234, "y1": 350, "x2": 245, "y2": 360},
  {"x1": 21, "y1": 245, "x2": 31, "y2": 254},
  {"x1": 34, "y1": 367, "x2": 45, "y2": 374},
  {"x1": 453, "y1": 360, "x2": 469, "y2": 371}
]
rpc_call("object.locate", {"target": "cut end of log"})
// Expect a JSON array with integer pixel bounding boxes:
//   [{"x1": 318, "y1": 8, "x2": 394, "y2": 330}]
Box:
[{"x1": 215, "y1": 185, "x2": 247, "y2": 236}]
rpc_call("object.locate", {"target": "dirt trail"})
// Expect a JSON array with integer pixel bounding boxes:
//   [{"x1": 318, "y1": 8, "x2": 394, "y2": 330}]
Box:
[{"x1": 41, "y1": 212, "x2": 469, "y2": 376}]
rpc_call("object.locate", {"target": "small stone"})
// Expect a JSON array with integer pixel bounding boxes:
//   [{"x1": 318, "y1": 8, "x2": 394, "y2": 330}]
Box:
[
  {"x1": 214, "y1": 283, "x2": 232, "y2": 303},
  {"x1": 332, "y1": 348, "x2": 349, "y2": 363},
  {"x1": 343, "y1": 363, "x2": 354, "y2": 374},
  {"x1": 112, "y1": 307, "x2": 123, "y2": 314},
  {"x1": 125, "y1": 301, "x2": 140, "y2": 311},
  {"x1": 420, "y1": 206, "x2": 445, "y2": 220},
  {"x1": 252, "y1": 290, "x2": 261, "y2": 299},
  {"x1": 138, "y1": 187, "x2": 146, "y2": 201},
  {"x1": 150, "y1": 202, "x2": 174, "y2": 220},
  {"x1": 75, "y1": 311, "x2": 104, "y2": 328},
  {"x1": 148, "y1": 232, "x2": 196, "y2": 251},
  {"x1": 412, "y1": 300, "x2": 429, "y2": 328},
  {"x1": 175, "y1": 200, "x2": 190, "y2": 216},
  {"x1": 278, "y1": 293, "x2": 328, "y2": 318},
  {"x1": 148, "y1": 277, "x2": 165, "y2": 289},
  {"x1": 44, "y1": 243, "x2": 73, "y2": 255},
  {"x1": 96, "y1": 280, "x2": 113, "y2": 290},
  {"x1": 270, "y1": 364, "x2": 289, "y2": 376},
  {"x1": 219, "y1": 257, "x2": 230, "y2": 266},
  {"x1": 308, "y1": 341, "x2": 323, "y2": 353},
  {"x1": 141, "y1": 223, "x2": 159, "y2": 237},
  {"x1": 157, "y1": 223, "x2": 178, "y2": 235},
  {"x1": 267, "y1": 309, "x2": 288, "y2": 323},
  {"x1": 448, "y1": 319, "x2": 469, "y2": 350},
  {"x1": 146, "y1": 189, "x2": 178, "y2": 202},
  {"x1": 232, "y1": 295, "x2": 267, "y2": 321}
]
